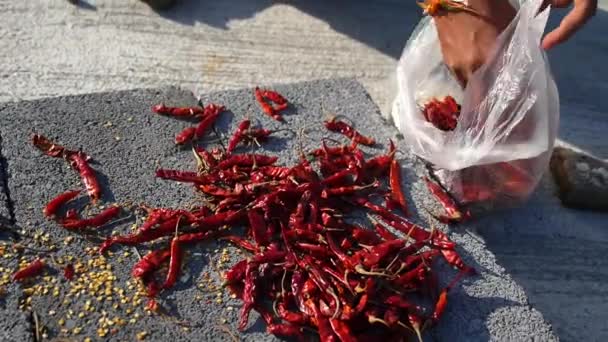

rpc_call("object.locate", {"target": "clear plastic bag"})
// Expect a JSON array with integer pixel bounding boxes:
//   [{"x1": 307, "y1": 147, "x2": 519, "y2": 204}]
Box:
[{"x1": 390, "y1": 0, "x2": 559, "y2": 209}]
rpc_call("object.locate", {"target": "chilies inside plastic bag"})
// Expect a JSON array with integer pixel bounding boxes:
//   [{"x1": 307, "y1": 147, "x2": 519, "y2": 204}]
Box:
[{"x1": 390, "y1": 0, "x2": 559, "y2": 210}]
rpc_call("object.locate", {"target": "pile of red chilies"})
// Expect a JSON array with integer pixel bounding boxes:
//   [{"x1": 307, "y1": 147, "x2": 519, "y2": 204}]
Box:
[
  {"x1": 422, "y1": 96, "x2": 461, "y2": 132},
  {"x1": 28, "y1": 88, "x2": 474, "y2": 341}
]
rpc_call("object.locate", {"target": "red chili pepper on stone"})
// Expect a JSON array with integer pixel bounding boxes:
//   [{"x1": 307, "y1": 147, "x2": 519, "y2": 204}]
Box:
[
  {"x1": 12, "y1": 259, "x2": 45, "y2": 282},
  {"x1": 424, "y1": 177, "x2": 467, "y2": 222},
  {"x1": 152, "y1": 103, "x2": 204, "y2": 117},
  {"x1": 227, "y1": 119, "x2": 251, "y2": 154},
  {"x1": 68, "y1": 153, "x2": 102, "y2": 203},
  {"x1": 389, "y1": 159, "x2": 409, "y2": 216},
  {"x1": 132, "y1": 249, "x2": 171, "y2": 279},
  {"x1": 175, "y1": 126, "x2": 196, "y2": 145},
  {"x1": 324, "y1": 117, "x2": 376, "y2": 146},
  {"x1": 43, "y1": 189, "x2": 81, "y2": 217},
  {"x1": 63, "y1": 264, "x2": 75, "y2": 281},
  {"x1": 255, "y1": 87, "x2": 284, "y2": 122},
  {"x1": 163, "y1": 235, "x2": 182, "y2": 289},
  {"x1": 61, "y1": 206, "x2": 121, "y2": 230}
]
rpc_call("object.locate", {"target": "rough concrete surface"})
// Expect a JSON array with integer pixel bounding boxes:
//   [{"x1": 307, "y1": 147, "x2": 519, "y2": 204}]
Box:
[{"x1": 0, "y1": 79, "x2": 557, "y2": 341}]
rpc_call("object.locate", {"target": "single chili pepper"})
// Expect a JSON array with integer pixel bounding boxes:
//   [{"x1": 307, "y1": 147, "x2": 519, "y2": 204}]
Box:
[
  {"x1": 63, "y1": 264, "x2": 75, "y2": 281},
  {"x1": 175, "y1": 126, "x2": 196, "y2": 145},
  {"x1": 322, "y1": 180, "x2": 380, "y2": 198},
  {"x1": 163, "y1": 235, "x2": 182, "y2": 289},
  {"x1": 373, "y1": 222, "x2": 398, "y2": 241},
  {"x1": 227, "y1": 119, "x2": 251, "y2": 154},
  {"x1": 389, "y1": 159, "x2": 409, "y2": 216},
  {"x1": 195, "y1": 111, "x2": 220, "y2": 139},
  {"x1": 295, "y1": 242, "x2": 332, "y2": 258},
  {"x1": 31, "y1": 134, "x2": 85, "y2": 159},
  {"x1": 152, "y1": 103, "x2": 204, "y2": 117},
  {"x1": 132, "y1": 249, "x2": 171, "y2": 279},
  {"x1": 324, "y1": 117, "x2": 375, "y2": 146},
  {"x1": 255, "y1": 87, "x2": 283, "y2": 121},
  {"x1": 246, "y1": 128, "x2": 273, "y2": 143},
  {"x1": 424, "y1": 177, "x2": 464, "y2": 221},
  {"x1": 238, "y1": 261, "x2": 260, "y2": 331},
  {"x1": 261, "y1": 89, "x2": 288, "y2": 105},
  {"x1": 224, "y1": 259, "x2": 248, "y2": 285},
  {"x1": 356, "y1": 198, "x2": 431, "y2": 243},
  {"x1": 352, "y1": 227, "x2": 382, "y2": 245},
  {"x1": 61, "y1": 206, "x2": 121, "y2": 230},
  {"x1": 220, "y1": 235, "x2": 259, "y2": 253},
  {"x1": 12, "y1": 259, "x2": 45, "y2": 282},
  {"x1": 322, "y1": 168, "x2": 355, "y2": 187},
  {"x1": 146, "y1": 281, "x2": 161, "y2": 298},
  {"x1": 277, "y1": 300, "x2": 309, "y2": 325},
  {"x1": 100, "y1": 217, "x2": 178, "y2": 253},
  {"x1": 356, "y1": 239, "x2": 406, "y2": 269},
  {"x1": 267, "y1": 323, "x2": 303, "y2": 338},
  {"x1": 217, "y1": 154, "x2": 278, "y2": 169},
  {"x1": 68, "y1": 153, "x2": 102, "y2": 203},
  {"x1": 195, "y1": 147, "x2": 218, "y2": 169},
  {"x1": 326, "y1": 233, "x2": 353, "y2": 269},
  {"x1": 247, "y1": 210, "x2": 269, "y2": 247},
  {"x1": 43, "y1": 189, "x2": 81, "y2": 217},
  {"x1": 329, "y1": 318, "x2": 357, "y2": 342}
]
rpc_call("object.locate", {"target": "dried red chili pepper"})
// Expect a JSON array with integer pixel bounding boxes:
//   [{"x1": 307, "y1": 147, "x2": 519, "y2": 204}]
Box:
[
  {"x1": 163, "y1": 235, "x2": 182, "y2": 289},
  {"x1": 227, "y1": 119, "x2": 251, "y2": 154},
  {"x1": 68, "y1": 153, "x2": 102, "y2": 203},
  {"x1": 155, "y1": 169, "x2": 208, "y2": 184},
  {"x1": 238, "y1": 261, "x2": 260, "y2": 331},
  {"x1": 221, "y1": 235, "x2": 259, "y2": 253},
  {"x1": 266, "y1": 323, "x2": 303, "y2": 338},
  {"x1": 217, "y1": 154, "x2": 278, "y2": 169},
  {"x1": 389, "y1": 160, "x2": 409, "y2": 216},
  {"x1": 152, "y1": 103, "x2": 204, "y2": 117},
  {"x1": 324, "y1": 117, "x2": 375, "y2": 146},
  {"x1": 63, "y1": 264, "x2": 75, "y2": 281},
  {"x1": 43, "y1": 189, "x2": 80, "y2": 217},
  {"x1": 132, "y1": 249, "x2": 171, "y2": 279},
  {"x1": 224, "y1": 259, "x2": 248, "y2": 285},
  {"x1": 61, "y1": 206, "x2": 121, "y2": 230},
  {"x1": 12, "y1": 259, "x2": 45, "y2": 282},
  {"x1": 247, "y1": 210, "x2": 269, "y2": 247},
  {"x1": 261, "y1": 89, "x2": 288, "y2": 105},
  {"x1": 255, "y1": 87, "x2": 283, "y2": 122},
  {"x1": 31, "y1": 134, "x2": 86, "y2": 159},
  {"x1": 424, "y1": 177, "x2": 465, "y2": 222},
  {"x1": 175, "y1": 126, "x2": 196, "y2": 145},
  {"x1": 195, "y1": 112, "x2": 220, "y2": 139}
]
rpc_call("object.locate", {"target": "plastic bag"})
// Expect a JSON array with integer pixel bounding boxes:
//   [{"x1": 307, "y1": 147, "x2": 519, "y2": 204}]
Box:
[{"x1": 390, "y1": 0, "x2": 559, "y2": 209}]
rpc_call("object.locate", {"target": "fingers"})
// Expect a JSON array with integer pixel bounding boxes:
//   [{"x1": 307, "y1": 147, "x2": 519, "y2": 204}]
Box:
[
  {"x1": 541, "y1": 0, "x2": 597, "y2": 50},
  {"x1": 539, "y1": 0, "x2": 571, "y2": 13}
]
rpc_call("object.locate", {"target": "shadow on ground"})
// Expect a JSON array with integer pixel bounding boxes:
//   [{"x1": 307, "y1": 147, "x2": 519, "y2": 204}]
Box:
[
  {"x1": 473, "y1": 176, "x2": 608, "y2": 342},
  {"x1": 155, "y1": 0, "x2": 420, "y2": 60}
]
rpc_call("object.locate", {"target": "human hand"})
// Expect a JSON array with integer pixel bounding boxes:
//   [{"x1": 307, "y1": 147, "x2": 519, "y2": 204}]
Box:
[
  {"x1": 433, "y1": 0, "x2": 516, "y2": 86},
  {"x1": 540, "y1": 0, "x2": 597, "y2": 50}
]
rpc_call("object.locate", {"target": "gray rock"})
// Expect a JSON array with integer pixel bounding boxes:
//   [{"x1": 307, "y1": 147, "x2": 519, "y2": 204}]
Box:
[
  {"x1": 550, "y1": 147, "x2": 608, "y2": 211},
  {"x1": 0, "y1": 79, "x2": 556, "y2": 341}
]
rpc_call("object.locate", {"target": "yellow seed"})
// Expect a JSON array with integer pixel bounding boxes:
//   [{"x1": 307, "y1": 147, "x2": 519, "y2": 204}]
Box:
[
  {"x1": 73, "y1": 327, "x2": 82, "y2": 334},
  {"x1": 136, "y1": 331, "x2": 148, "y2": 340},
  {"x1": 78, "y1": 312, "x2": 85, "y2": 318},
  {"x1": 129, "y1": 318, "x2": 136, "y2": 324},
  {"x1": 58, "y1": 318, "x2": 65, "y2": 326},
  {"x1": 48, "y1": 310, "x2": 56, "y2": 316},
  {"x1": 97, "y1": 328, "x2": 108, "y2": 337},
  {"x1": 84, "y1": 338, "x2": 92, "y2": 342}
]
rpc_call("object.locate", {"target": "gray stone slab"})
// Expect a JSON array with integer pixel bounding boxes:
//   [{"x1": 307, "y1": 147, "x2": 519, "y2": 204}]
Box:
[{"x1": 0, "y1": 79, "x2": 556, "y2": 341}]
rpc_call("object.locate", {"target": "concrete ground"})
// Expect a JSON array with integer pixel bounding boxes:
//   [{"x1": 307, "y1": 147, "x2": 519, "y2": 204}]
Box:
[{"x1": 1, "y1": 0, "x2": 608, "y2": 341}]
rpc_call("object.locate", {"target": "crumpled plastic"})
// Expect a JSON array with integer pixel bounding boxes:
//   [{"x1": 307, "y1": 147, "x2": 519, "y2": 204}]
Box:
[{"x1": 390, "y1": 0, "x2": 559, "y2": 209}]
